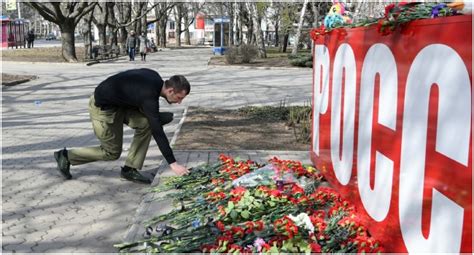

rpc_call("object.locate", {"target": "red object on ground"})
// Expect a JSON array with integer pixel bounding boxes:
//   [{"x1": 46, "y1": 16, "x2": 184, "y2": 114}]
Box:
[{"x1": 311, "y1": 15, "x2": 472, "y2": 252}]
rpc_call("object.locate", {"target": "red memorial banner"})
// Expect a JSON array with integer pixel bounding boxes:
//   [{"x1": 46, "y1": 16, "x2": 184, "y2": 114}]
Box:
[{"x1": 311, "y1": 15, "x2": 472, "y2": 252}]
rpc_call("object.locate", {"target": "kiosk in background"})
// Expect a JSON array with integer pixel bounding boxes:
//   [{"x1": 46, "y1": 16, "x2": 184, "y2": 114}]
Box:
[
  {"x1": 212, "y1": 17, "x2": 230, "y2": 55},
  {"x1": 1, "y1": 16, "x2": 28, "y2": 49}
]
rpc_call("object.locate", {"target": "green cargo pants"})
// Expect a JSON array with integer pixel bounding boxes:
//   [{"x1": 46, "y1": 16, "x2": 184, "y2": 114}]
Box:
[{"x1": 67, "y1": 95, "x2": 173, "y2": 170}]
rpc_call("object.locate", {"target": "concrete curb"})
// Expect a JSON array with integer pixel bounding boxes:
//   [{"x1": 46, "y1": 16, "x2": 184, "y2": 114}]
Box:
[
  {"x1": 2, "y1": 78, "x2": 33, "y2": 86},
  {"x1": 170, "y1": 107, "x2": 188, "y2": 147},
  {"x1": 2, "y1": 76, "x2": 37, "y2": 86}
]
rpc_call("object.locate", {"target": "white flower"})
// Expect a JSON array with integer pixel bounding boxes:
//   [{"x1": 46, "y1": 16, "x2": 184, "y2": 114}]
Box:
[{"x1": 288, "y1": 213, "x2": 314, "y2": 233}]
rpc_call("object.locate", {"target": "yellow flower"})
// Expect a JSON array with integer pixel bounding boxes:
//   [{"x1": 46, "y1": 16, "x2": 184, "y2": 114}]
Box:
[{"x1": 306, "y1": 166, "x2": 316, "y2": 173}]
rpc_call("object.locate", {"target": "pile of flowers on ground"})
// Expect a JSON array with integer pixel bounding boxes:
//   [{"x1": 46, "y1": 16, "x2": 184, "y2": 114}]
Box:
[{"x1": 116, "y1": 154, "x2": 383, "y2": 253}]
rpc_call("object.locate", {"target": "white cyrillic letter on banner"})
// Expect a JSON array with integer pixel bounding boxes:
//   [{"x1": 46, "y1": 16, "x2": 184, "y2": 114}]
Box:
[
  {"x1": 357, "y1": 44, "x2": 397, "y2": 222},
  {"x1": 330, "y1": 43, "x2": 356, "y2": 185},
  {"x1": 399, "y1": 44, "x2": 470, "y2": 252},
  {"x1": 312, "y1": 44, "x2": 330, "y2": 156}
]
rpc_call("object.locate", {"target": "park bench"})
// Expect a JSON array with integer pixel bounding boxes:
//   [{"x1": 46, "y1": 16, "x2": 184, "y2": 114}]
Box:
[{"x1": 92, "y1": 45, "x2": 120, "y2": 60}]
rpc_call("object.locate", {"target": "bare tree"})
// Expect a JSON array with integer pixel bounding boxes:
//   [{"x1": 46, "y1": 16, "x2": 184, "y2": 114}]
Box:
[
  {"x1": 107, "y1": 3, "x2": 118, "y2": 47},
  {"x1": 174, "y1": 3, "x2": 184, "y2": 47},
  {"x1": 270, "y1": 2, "x2": 284, "y2": 47},
  {"x1": 27, "y1": 1, "x2": 97, "y2": 62},
  {"x1": 110, "y1": 1, "x2": 161, "y2": 53},
  {"x1": 149, "y1": 2, "x2": 175, "y2": 48},
  {"x1": 292, "y1": 0, "x2": 309, "y2": 55},
  {"x1": 92, "y1": 2, "x2": 111, "y2": 47},
  {"x1": 82, "y1": 9, "x2": 94, "y2": 60},
  {"x1": 235, "y1": 3, "x2": 252, "y2": 44},
  {"x1": 246, "y1": 2, "x2": 267, "y2": 58},
  {"x1": 232, "y1": 2, "x2": 242, "y2": 45},
  {"x1": 181, "y1": 2, "x2": 201, "y2": 46},
  {"x1": 113, "y1": 2, "x2": 132, "y2": 54},
  {"x1": 183, "y1": 4, "x2": 192, "y2": 45},
  {"x1": 280, "y1": 4, "x2": 298, "y2": 53}
]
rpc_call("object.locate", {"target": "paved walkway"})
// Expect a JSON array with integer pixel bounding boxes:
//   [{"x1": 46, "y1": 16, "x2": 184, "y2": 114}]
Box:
[{"x1": 2, "y1": 48, "x2": 312, "y2": 252}]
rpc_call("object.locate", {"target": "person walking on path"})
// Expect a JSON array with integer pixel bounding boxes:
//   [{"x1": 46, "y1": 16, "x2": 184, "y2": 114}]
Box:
[
  {"x1": 54, "y1": 68, "x2": 191, "y2": 184},
  {"x1": 27, "y1": 30, "x2": 35, "y2": 48},
  {"x1": 138, "y1": 32, "x2": 150, "y2": 61},
  {"x1": 126, "y1": 30, "x2": 138, "y2": 61}
]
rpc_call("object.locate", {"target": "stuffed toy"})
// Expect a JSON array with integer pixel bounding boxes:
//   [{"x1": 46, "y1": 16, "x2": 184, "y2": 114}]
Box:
[
  {"x1": 447, "y1": 0, "x2": 472, "y2": 14},
  {"x1": 324, "y1": 1, "x2": 352, "y2": 28}
]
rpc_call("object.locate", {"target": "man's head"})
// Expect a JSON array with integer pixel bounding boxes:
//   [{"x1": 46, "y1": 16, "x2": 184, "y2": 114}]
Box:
[{"x1": 161, "y1": 75, "x2": 190, "y2": 104}]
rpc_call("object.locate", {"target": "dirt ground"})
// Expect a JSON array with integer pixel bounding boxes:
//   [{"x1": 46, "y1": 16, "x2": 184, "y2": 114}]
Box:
[
  {"x1": 174, "y1": 107, "x2": 310, "y2": 151},
  {"x1": 2, "y1": 46, "x2": 86, "y2": 62}
]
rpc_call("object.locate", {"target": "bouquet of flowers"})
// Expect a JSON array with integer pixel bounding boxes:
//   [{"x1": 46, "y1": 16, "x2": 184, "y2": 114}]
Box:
[
  {"x1": 115, "y1": 154, "x2": 383, "y2": 253},
  {"x1": 311, "y1": 2, "x2": 463, "y2": 40}
]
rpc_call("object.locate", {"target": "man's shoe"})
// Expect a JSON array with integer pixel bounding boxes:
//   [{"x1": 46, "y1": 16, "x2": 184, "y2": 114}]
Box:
[
  {"x1": 121, "y1": 166, "x2": 152, "y2": 184},
  {"x1": 54, "y1": 148, "x2": 72, "y2": 180}
]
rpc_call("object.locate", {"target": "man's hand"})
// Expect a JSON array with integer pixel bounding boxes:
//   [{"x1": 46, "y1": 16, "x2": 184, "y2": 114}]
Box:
[{"x1": 170, "y1": 162, "x2": 190, "y2": 176}]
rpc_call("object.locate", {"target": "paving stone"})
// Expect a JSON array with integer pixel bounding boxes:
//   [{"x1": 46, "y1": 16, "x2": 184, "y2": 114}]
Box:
[{"x1": 2, "y1": 48, "x2": 312, "y2": 252}]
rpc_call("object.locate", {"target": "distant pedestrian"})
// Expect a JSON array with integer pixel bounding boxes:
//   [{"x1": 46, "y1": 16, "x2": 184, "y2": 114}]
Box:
[
  {"x1": 138, "y1": 32, "x2": 150, "y2": 61},
  {"x1": 7, "y1": 32, "x2": 14, "y2": 49},
  {"x1": 126, "y1": 30, "x2": 138, "y2": 61},
  {"x1": 150, "y1": 38, "x2": 158, "y2": 52},
  {"x1": 27, "y1": 30, "x2": 35, "y2": 48}
]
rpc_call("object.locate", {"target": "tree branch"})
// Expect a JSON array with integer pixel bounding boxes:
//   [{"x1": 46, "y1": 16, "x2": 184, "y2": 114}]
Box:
[
  {"x1": 51, "y1": 2, "x2": 65, "y2": 20},
  {"x1": 71, "y1": 2, "x2": 98, "y2": 23},
  {"x1": 27, "y1": 2, "x2": 58, "y2": 23},
  {"x1": 145, "y1": 3, "x2": 175, "y2": 25},
  {"x1": 110, "y1": 2, "x2": 161, "y2": 28}
]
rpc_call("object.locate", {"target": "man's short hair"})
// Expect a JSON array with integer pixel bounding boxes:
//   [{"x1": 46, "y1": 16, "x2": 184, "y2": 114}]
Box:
[{"x1": 165, "y1": 75, "x2": 190, "y2": 95}]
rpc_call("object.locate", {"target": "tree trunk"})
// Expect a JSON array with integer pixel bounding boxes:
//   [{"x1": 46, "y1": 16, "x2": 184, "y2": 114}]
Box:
[
  {"x1": 228, "y1": 2, "x2": 234, "y2": 46},
  {"x1": 93, "y1": 2, "x2": 109, "y2": 47},
  {"x1": 311, "y1": 1, "x2": 320, "y2": 27},
  {"x1": 282, "y1": 33, "x2": 289, "y2": 53},
  {"x1": 140, "y1": 3, "x2": 147, "y2": 35},
  {"x1": 82, "y1": 11, "x2": 94, "y2": 59},
  {"x1": 233, "y1": 3, "x2": 240, "y2": 45},
  {"x1": 292, "y1": 0, "x2": 309, "y2": 55},
  {"x1": 183, "y1": 13, "x2": 191, "y2": 45},
  {"x1": 110, "y1": 29, "x2": 118, "y2": 47},
  {"x1": 159, "y1": 16, "x2": 167, "y2": 48},
  {"x1": 236, "y1": 3, "x2": 243, "y2": 45},
  {"x1": 154, "y1": 22, "x2": 160, "y2": 46},
  {"x1": 246, "y1": 20, "x2": 253, "y2": 44},
  {"x1": 60, "y1": 21, "x2": 77, "y2": 62},
  {"x1": 154, "y1": 5, "x2": 161, "y2": 46},
  {"x1": 97, "y1": 24, "x2": 107, "y2": 46},
  {"x1": 274, "y1": 21, "x2": 279, "y2": 47},
  {"x1": 114, "y1": 2, "x2": 131, "y2": 54},
  {"x1": 175, "y1": 5, "x2": 182, "y2": 47},
  {"x1": 118, "y1": 27, "x2": 127, "y2": 54},
  {"x1": 247, "y1": 2, "x2": 266, "y2": 58}
]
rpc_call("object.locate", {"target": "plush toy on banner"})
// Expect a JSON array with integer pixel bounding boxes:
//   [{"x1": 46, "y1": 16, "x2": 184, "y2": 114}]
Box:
[
  {"x1": 323, "y1": 1, "x2": 352, "y2": 29},
  {"x1": 447, "y1": 0, "x2": 473, "y2": 14}
]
